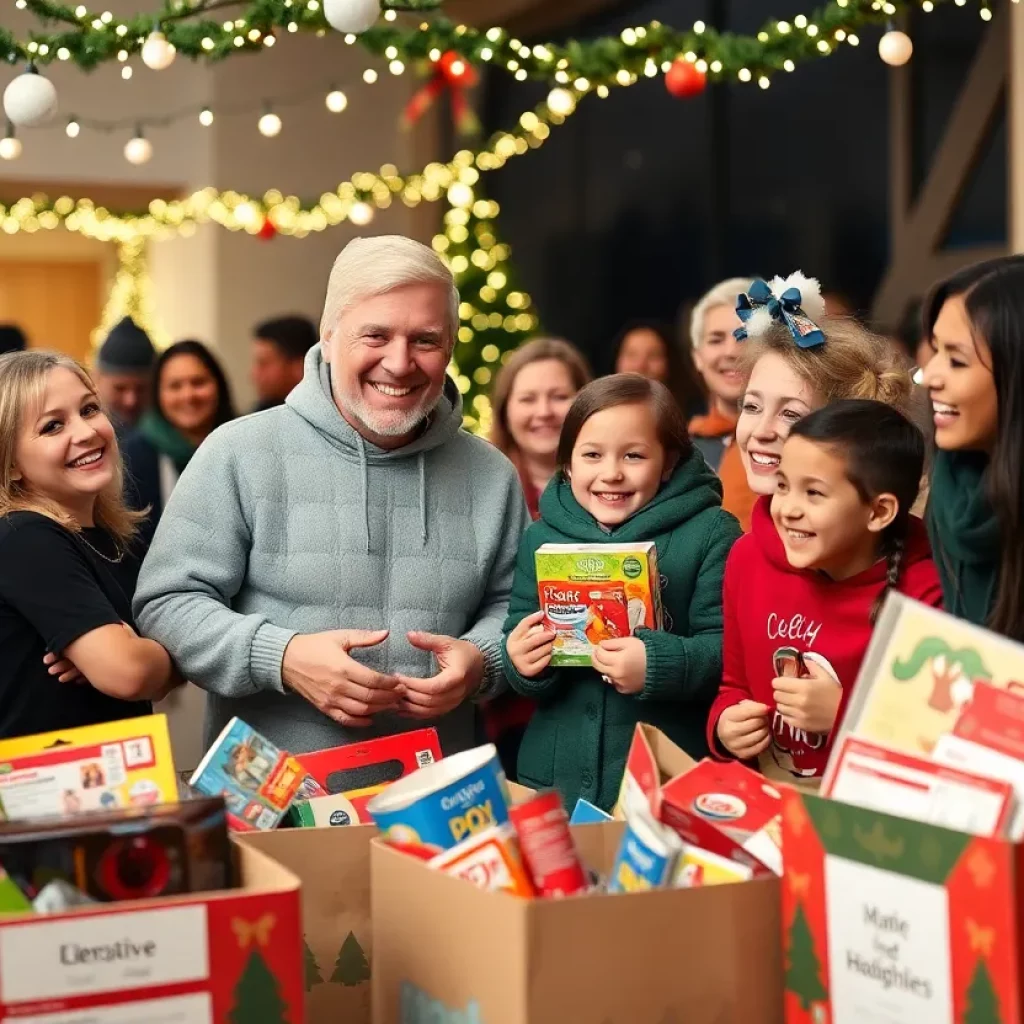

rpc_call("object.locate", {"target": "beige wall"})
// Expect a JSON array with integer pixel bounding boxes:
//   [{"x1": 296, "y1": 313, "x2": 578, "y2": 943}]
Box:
[{"x1": 0, "y1": 4, "x2": 439, "y2": 406}]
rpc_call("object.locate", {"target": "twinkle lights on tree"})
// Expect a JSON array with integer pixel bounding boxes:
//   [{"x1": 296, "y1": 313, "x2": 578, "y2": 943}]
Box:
[
  {"x1": 436, "y1": 183, "x2": 538, "y2": 436},
  {"x1": 92, "y1": 236, "x2": 166, "y2": 350}
]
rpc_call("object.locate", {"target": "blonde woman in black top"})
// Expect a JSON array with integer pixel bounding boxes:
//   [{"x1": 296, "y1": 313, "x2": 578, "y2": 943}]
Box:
[{"x1": 0, "y1": 351, "x2": 179, "y2": 739}]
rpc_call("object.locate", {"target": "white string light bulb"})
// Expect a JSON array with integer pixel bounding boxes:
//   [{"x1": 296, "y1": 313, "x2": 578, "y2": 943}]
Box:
[
  {"x1": 326, "y1": 89, "x2": 348, "y2": 113},
  {"x1": 124, "y1": 128, "x2": 152, "y2": 165},
  {"x1": 141, "y1": 28, "x2": 176, "y2": 71},
  {"x1": 258, "y1": 108, "x2": 282, "y2": 137},
  {"x1": 0, "y1": 123, "x2": 22, "y2": 161}
]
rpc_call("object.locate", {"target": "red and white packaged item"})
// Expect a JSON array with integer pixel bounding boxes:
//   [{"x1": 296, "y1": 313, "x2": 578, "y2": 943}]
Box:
[
  {"x1": 825, "y1": 735, "x2": 1015, "y2": 838},
  {"x1": 659, "y1": 759, "x2": 782, "y2": 876},
  {"x1": 508, "y1": 790, "x2": 589, "y2": 897},
  {"x1": 428, "y1": 824, "x2": 535, "y2": 898}
]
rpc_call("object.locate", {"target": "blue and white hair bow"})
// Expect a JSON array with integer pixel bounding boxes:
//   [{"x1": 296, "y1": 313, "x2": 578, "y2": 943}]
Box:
[{"x1": 734, "y1": 272, "x2": 826, "y2": 349}]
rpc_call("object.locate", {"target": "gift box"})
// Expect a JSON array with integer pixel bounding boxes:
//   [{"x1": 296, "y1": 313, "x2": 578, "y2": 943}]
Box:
[
  {"x1": 781, "y1": 787, "x2": 1024, "y2": 1024},
  {"x1": 372, "y1": 820, "x2": 782, "y2": 1024},
  {"x1": 0, "y1": 839, "x2": 303, "y2": 1022}
]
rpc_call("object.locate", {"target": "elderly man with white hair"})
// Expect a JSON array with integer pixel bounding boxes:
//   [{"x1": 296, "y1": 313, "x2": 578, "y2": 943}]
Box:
[{"x1": 134, "y1": 236, "x2": 530, "y2": 754}]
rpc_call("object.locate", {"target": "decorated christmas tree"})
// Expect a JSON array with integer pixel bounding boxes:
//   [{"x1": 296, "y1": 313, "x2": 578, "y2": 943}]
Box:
[
  {"x1": 436, "y1": 187, "x2": 539, "y2": 436},
  {"x1": 229, "y1": 950, "x2": 289, "y2": 1024},
  {"x1": 786, "y1": 903, "x2": 828, "y2": 1011},
  {"x1": 303, "y1": 936, "x2": 322, "y2": 992},
  {"x1": 331, "y1": 930, "x2": 370, "y2": 987},
  {"x1": 965, "y1": 959, "x2": 1002, "y2": 1024}
]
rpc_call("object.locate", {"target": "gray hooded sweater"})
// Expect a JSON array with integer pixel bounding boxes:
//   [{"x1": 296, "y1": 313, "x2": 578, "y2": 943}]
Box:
[{"x1": 133, "y1": 346, "x2": 530, "y2": 755}]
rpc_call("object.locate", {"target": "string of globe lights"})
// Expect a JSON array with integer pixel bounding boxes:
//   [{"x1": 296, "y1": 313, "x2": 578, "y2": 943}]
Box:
[
  {"x1": 0, "y1": 74, "x2": 363, "y2": 164},
  {"x1": 1, "y1": 0, "x2": 1004, "y2": 98}
]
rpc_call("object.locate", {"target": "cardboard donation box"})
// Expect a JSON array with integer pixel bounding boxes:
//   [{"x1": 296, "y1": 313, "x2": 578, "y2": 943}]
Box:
[
  {"x1": 0, "y1": 840, "x2": 304, "y2": 1022},
  {"x1": 781, "y1": 788, "x2": 1024, "y2": 1024},
  {"x1": 372, "y1": 820, "x2": 783, "y2": 1024},
  {"x1": 238, "y1": 824, "x2": 377, "y2": 1024}
]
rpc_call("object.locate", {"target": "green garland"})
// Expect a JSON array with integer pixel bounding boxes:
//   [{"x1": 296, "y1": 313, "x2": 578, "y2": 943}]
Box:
[{"x1": 1, "y1": 0, "x2": 976, "y2": 84}]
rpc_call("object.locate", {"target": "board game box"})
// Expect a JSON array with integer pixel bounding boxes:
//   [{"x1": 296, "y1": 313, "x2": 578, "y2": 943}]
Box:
[
  {"x1": 535, "y1": 543, "x2": 663, "y2": 667},
  {"x1": 0, "y1": 714, "x2": 178, "y2": 821}
]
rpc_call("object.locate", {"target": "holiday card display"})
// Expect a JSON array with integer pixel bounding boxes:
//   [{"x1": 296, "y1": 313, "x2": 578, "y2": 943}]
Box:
[
  {"x1": 825, "y1": 736, "x2": 1015, "y2": 839},
  {"x1": 190, "y1": 718, "x2": 305, "y2": 831},
  {"x1": 535, "y1": 543, "x2": 663, "y2": 667},
  {"x1": 292, "y1": 727, "x2": 441, "y2": 826},
  {"x1": 0, "y1": 797, "x2": 234, "y2": 905},
  {"x1": 0, "y1": 838, "x2": 304, "y2": 1023},
  {"x1": 781, "y1": 788, "x2": 1024, "y2": 1024},
  {"x1": 0, "y1": 714, "x2": 178, "y2": 821},
  {"x1": 830, "y1": 594, "x2": 1024, "y2": 770}
]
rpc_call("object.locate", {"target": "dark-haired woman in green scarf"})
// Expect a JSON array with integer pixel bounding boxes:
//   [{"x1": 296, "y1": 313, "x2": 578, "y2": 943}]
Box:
[
  {"x1": 122, "y1": 340, "x2": 235, "y2": 553},
  {"x1": 922, "y1": 255, "x2": 1024, "y2": 638}
]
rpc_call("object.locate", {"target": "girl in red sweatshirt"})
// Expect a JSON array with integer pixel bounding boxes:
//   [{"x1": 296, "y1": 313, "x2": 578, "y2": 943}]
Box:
[{"x1": 707, "y1": 399, "x2": 943, "y2": 786}]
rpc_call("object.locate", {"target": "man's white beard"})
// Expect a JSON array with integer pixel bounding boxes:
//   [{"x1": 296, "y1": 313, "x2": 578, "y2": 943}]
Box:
[{"x1": 341, "y1": 384, "x2": 441, "y2": 438}]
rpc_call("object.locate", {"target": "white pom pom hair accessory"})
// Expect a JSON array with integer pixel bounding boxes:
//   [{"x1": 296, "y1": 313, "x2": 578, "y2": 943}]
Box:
[{"x1": 734, "y1": 271, "x2": 827, "y2": 350}]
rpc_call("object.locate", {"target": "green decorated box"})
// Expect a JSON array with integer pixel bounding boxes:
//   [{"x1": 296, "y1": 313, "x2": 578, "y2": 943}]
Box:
[
  {"x1": 781, "y1": 787, "x2": 1024, "y2": 1024},
  {"x1": 535, "y1": 543, "x2": 663, "y2": 667}
]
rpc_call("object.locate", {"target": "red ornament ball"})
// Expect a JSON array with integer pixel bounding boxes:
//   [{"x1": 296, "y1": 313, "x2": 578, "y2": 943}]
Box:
[
  {"x1": 438, "y1": 50, "x2": 478, "y2": 87},
  {"x1": 257, "y1": 219, "x2": 278, "y2": 241},
  {"x1": 665, "y1": 59, "x2": 707, "y2": 98}
]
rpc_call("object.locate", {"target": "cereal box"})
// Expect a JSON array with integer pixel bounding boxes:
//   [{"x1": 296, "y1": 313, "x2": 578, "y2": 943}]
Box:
[
  {"x1": 535, "y1": 543, "x2": 662, "y2": 667},
  {"x1": 0, "y1": 714, "x2": 178, "y2": 820},
  {"x1": 190, "y1": 717, "x2": 304, "y2": 831}
]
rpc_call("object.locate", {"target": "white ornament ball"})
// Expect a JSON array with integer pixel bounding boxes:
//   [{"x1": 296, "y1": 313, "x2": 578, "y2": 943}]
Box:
[
  {"x1": 124, "y1": 135, "x2": 153, "y2": 166},
  {"x1": 3, "y1": 70, "x2": 58, "y2": 128},
  {"x1": 878, "y1": 29, "x2": 913, "y2": 67},
  {"x1": 141, "y1": 30, "x2": 177, "y2": 71},
  {"x1": 323, "y1": 0, "x2": 381, "y2": 34}
]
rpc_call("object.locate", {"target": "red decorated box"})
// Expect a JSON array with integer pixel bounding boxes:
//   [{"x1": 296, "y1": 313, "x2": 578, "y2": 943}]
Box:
[
  {"x1": 782, "y1": 787, "x2": 1024, "y2": 1024},
  {"x1": 0, "y1": 840, "x2": 304, "y2": 1023}
]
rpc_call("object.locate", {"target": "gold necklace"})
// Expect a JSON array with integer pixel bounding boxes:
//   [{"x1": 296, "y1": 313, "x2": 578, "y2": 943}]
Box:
[{"x1": 78, "y1": 529, "x2": 125, "y2": 565}]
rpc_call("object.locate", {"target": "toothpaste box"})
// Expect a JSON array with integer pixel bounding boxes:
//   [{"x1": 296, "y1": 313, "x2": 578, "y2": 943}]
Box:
[{"x1": 535, "y1": 543, "x2": 663, "y2": 667}]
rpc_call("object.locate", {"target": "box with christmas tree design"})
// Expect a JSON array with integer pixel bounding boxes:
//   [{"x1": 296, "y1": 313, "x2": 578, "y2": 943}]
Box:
[
  {"x1": 0, "y1": 838, "x2": 304, "y2": 1021},
  {"x1": 781, "y1": 786, "x2": 1024, "y2": 1024},
  {"x1": 239, "y1": 822, "x2": 377, "y2": 1024}
]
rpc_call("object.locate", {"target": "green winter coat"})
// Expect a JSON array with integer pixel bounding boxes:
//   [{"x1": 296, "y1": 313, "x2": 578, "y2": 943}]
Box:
[{"x1": 501, "y1": 449, "x2": 742, "y2": 812}]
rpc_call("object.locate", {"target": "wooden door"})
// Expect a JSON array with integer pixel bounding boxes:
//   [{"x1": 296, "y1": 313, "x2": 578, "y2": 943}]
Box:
[{"x1": 0, "y1": 259, "x2": 103, "y2": 363}]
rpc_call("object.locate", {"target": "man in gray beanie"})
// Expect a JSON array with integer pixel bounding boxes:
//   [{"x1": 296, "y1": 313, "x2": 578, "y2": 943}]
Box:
[{"x1": 94, "y1": 317, "x2": 156, "y2": 432}]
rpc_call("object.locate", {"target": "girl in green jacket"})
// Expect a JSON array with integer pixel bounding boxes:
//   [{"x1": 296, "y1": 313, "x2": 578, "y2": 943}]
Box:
[{"x1": 502, "y1": 374, "x2": 742, "y2": 811}]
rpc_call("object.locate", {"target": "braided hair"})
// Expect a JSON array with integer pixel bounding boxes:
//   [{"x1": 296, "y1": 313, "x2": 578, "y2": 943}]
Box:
[{"x1": 788, "y1": 399, "x2": 926, "y2": 625}]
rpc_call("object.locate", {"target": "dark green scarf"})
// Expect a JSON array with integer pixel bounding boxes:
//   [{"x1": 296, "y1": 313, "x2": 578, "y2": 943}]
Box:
[
  {"x1": 926, "y1": 449, "x2": 1001, "y2": 626},
  {"x1": 137, "y1": 409, "x2": 197, "y2": 475}
]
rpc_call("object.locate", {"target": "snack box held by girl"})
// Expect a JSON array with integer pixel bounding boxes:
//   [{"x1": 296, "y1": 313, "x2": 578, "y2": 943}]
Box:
[{"x1": 535, "y1": 543, "x2": 663, "y2": 667}]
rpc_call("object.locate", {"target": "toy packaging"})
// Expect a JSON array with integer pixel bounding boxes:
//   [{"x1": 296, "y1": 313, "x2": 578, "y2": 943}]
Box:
[
  {"x1": 287, "y1": 792, "x2": 360, "y2": 828},
  {"x1": 0, "y1": 714, "x2": 178, "y2": 821},
  {"x1": 570, "y1": 798, "x2": 613, "y2": 825},
  {"x1": 190, "y1": 718, "x2": 304, "y2": 831},
  {"x1": 0, "y1": 797, "x2": 234, "y2": 904},
  {"x1": 535, "y1": 543, "x2": 663, "y2": 667},
  {"x1": 295, "y1": 727, "x2": 442, "y2": 825}
]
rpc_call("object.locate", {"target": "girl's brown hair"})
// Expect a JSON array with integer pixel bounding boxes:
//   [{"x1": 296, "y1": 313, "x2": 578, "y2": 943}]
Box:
[
  {"x1": 489, "y1": 338, "x2": 592, "y2": 458},
  {"x1": 0, "y1": 350, "x2": 144, "y2": 543},
  {"x1": 740, "y1": 316, "x2": 912, "y2": 411},
  {"x1": 556, "y1": 373, "x2": 693, "y2": 471}
]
